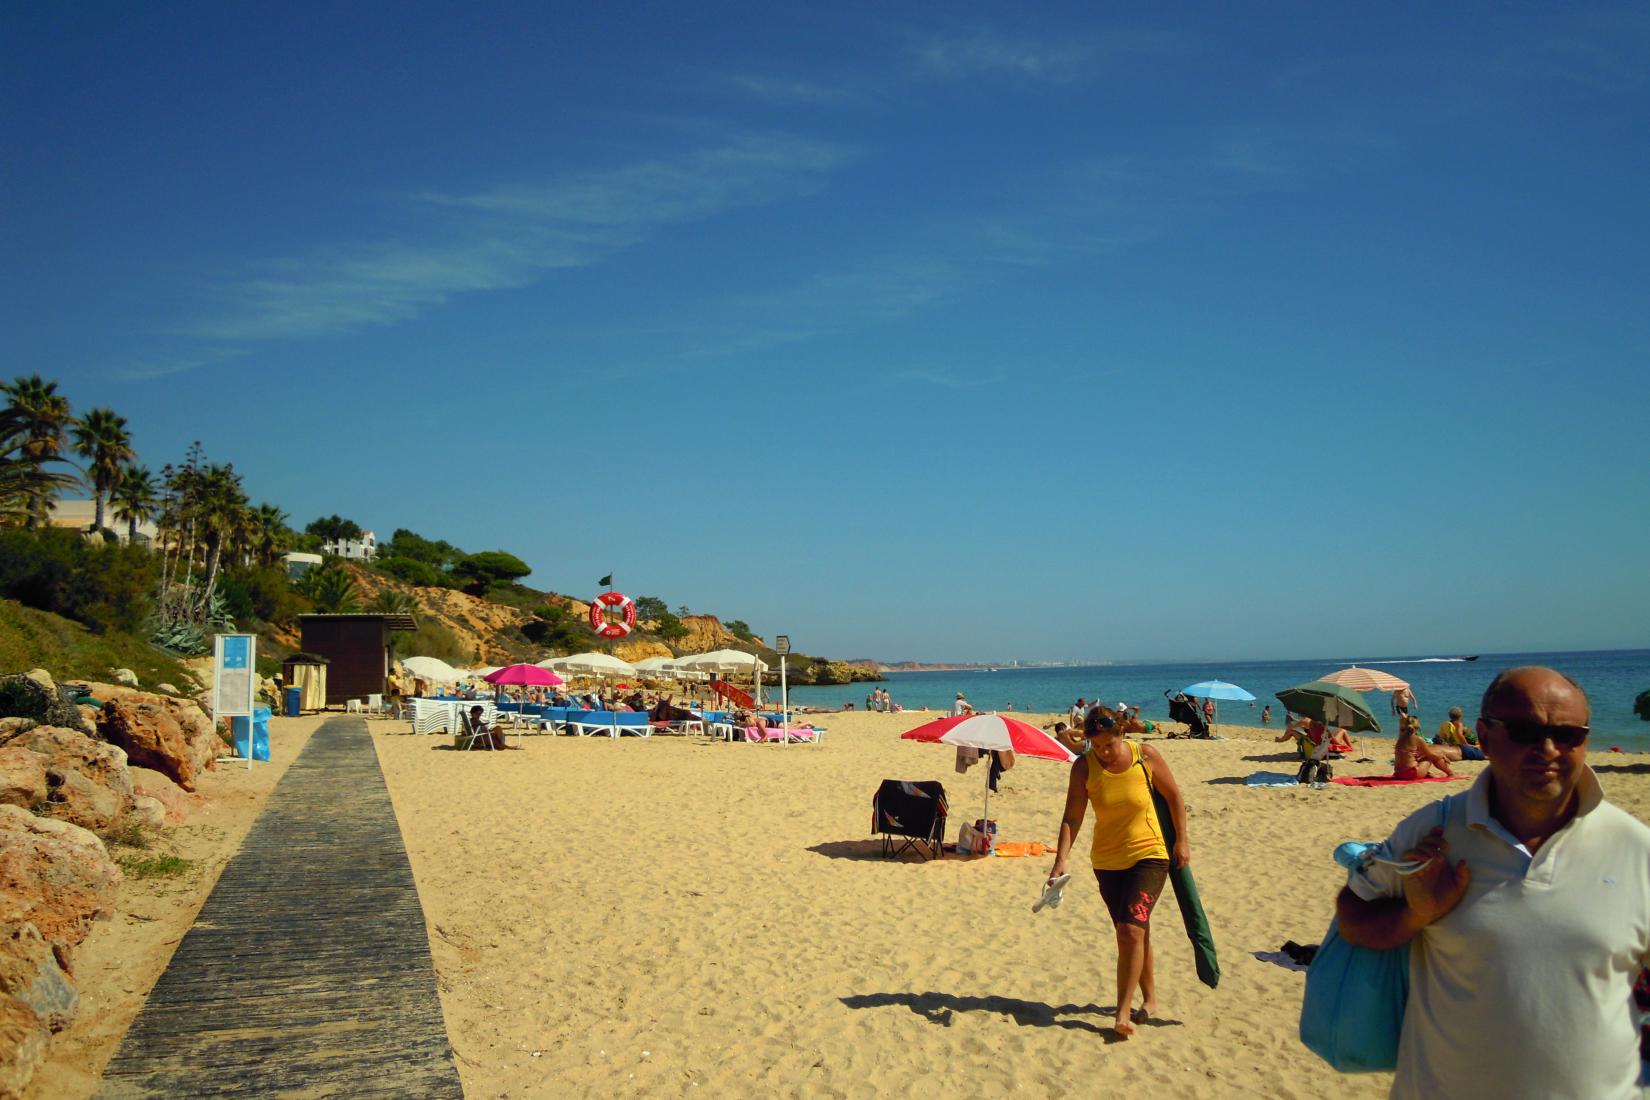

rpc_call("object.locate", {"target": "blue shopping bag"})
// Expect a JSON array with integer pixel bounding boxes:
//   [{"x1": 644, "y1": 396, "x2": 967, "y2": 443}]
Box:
[{"x1": 1299, "y1": 917, "x2": 1410, "y2": 1072}]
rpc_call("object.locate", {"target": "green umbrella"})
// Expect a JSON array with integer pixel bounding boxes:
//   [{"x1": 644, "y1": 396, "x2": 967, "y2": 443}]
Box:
[{"x1": 1276, "y1": 680, "x2": 1383, "y2": 735}]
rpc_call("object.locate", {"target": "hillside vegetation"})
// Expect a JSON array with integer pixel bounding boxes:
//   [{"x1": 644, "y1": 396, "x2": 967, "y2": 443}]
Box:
[{"x1": 0, "y1": 598, "x2": 197, "y2": 688}]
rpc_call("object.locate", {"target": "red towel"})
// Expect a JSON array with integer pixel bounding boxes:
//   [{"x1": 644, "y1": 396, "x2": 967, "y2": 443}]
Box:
[{"x1": 1331, "y1": 775, "x2": 1467, "y2": 787}]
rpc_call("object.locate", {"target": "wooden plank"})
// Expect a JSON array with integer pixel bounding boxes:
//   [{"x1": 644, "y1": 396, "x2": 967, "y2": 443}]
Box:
[{"x1": 95, "y1": 717, "x2": 463, "y2": 1099}]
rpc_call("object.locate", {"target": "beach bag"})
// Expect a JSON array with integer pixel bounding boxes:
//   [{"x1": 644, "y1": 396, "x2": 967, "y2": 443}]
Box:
[
  {"x1": 1299, "y1": 800, "x2": 1449, "y2": 1072},
  {"x1": 1137, "y1": 750, "x2": 1220, "y2": 989},
  {"x1": 1299, "y1": 920, "x2": 1410, "y2": 1072}
]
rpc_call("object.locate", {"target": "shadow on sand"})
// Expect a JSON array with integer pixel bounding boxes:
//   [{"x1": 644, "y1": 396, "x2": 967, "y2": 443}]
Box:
[
  {"x1": 841, "y1": 991, "x2": 1182, "y2": 1039},
  {"x1": 807, "y1": 840, "x2": 903, "y2": 862}
]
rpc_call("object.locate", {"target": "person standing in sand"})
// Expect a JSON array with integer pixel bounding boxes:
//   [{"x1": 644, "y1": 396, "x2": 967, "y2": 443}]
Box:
[
  {"x1": 1336, "y1": 667, "x2": 1650, "y2": 1100},
  {"x1": 1048, "y1": 709, "x2": 1190, "y2": 1039}
]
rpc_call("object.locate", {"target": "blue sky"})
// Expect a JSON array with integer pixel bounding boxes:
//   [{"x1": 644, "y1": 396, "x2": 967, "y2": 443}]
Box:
[{"x1": 5, "y1": 3, "x2": 1648, "y2": 662}]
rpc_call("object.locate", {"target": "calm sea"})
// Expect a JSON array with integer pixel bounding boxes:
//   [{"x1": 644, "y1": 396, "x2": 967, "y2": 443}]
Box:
[{"x1": 783, "y1": 649, "x2": 1650, "y2": 745}]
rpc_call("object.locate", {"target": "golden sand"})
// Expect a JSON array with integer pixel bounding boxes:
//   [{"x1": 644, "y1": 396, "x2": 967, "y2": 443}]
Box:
[
  {"x1": 43, "y1": 712, "x2": 1650, "y2": 1099},
  {"x1": 370, "y1": 713, "x2": 1650, "y2": 1099}
]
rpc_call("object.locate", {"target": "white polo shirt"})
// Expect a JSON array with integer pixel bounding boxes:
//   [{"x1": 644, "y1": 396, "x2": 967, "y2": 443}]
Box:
[{"x1": 1347, "y1": 767, "x2": 1650, "y2": 1100}]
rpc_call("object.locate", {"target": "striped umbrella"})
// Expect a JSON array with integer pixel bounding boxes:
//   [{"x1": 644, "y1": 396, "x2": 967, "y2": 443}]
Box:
[
  {"x1": 902, "y1": 713, "x2": 1075, "y2": 823},
  {"x1": 1320, "y1": 667, "x2": 1410, "y2": 693}
]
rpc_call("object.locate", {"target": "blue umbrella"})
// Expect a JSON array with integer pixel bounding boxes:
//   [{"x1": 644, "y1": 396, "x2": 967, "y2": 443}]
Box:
[{"x1": 1181, "y1": 680, "x2": 1256, "y2": 702}]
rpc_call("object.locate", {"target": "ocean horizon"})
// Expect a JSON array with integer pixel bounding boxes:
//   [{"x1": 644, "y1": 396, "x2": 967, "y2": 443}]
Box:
[{"x1": 784, "y1": 647, "x2": 1650, "y2": 744}]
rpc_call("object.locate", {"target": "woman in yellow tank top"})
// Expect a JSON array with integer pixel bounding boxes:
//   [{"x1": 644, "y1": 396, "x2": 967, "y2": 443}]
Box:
[{"x1": 1049, "y1": 708, "x2": 1190, "y2": 1038}]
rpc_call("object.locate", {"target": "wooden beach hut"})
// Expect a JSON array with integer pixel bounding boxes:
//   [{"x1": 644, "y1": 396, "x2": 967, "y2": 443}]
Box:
[{"x1": 298, "y1": 613, "x2": 416, "y2": 707}]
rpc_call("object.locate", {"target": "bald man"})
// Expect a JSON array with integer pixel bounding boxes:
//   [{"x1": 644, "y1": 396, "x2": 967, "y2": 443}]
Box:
[{"x1": 1333, "y1": 667, "x2": 1650, "y2": 1099}]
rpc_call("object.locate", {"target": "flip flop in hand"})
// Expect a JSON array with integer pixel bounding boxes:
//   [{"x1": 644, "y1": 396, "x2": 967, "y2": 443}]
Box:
[{"x1": 1032, "y1": 873, "x2": 1073, "y2": 913}]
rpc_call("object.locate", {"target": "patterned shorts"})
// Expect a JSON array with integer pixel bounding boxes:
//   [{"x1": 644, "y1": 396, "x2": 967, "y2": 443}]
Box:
[{"x1": 1095, "y1": 859, "x2": 1170, "y2": 928}]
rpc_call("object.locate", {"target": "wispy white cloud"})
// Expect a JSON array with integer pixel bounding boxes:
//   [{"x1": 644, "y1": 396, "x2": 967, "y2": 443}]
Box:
[
  {"x1": 915, "y1": 28, "x2": 1178, "y2": 83},
  {"x1": 886, "y1": 368, "x2": 1000, "y2": 389},
  {"x1": 175, "y1": 133, "x2": 857, "y2": 344},
  {"x1": 724, "y1": 74, "x2": 862, "y2": 105},
  {"x1": 111, "y1": 348, "x2": 245, "y2": 382}
]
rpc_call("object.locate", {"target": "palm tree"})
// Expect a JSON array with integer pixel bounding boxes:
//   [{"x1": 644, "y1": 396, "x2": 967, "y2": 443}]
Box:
[
  {"x1": 110, "y1": 465, "x2": 159, "y2": 544},
  {"x1": 0, "y1": 374, "x2": 74, "y2": 527},
  {"x1": 250, "y1": 503, "x2": 289, "y2": 567},
  {"x1": 304, "y1": 561, "x2": 360, "y2": 613},
  {"x1": 70, "y1": 407, "x2": 134, "y2": 531},
  {"x1": 0, "y1": 408, "x2": 78, "y2": 527},
  {"x1": 195, "y1": 463, "x2": 248, "y2": 596}
]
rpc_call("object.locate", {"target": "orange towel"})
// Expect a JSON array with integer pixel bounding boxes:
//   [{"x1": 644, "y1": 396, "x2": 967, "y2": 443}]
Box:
[{"x1": 992, "y1": 841, "x2": 1052, "y2": 858}]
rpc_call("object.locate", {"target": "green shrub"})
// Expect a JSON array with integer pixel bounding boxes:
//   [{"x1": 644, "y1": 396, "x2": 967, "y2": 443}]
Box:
[
  {"x1": 376, "y1": 555, "x2": 450, "y2": 588},
  {"x1": 0, "y1": 527, "x2": 158, "y2": 634}
]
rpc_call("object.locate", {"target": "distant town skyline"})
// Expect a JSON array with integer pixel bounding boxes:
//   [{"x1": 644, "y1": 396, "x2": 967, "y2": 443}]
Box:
[{"x1": 6, "y1": 4, "x2": 1647, "y2": 662}]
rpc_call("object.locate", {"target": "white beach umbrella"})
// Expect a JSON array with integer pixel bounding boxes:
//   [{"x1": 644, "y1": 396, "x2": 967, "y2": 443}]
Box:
[
  {"x1": 677, "y1": 649, "x2": 769, "y2": 674},
  {"x1": 633, "y1": 656, "x2": 683, "y2": 678},
  {"x1": 402, "y1": 655, "x2": 463, "y2": 683},
  {"x1": 678, "y1": 649, "x2": 769, "y2": 705},
  {"x1": 539, "y1": 652, "x2": 638, "y2": 678}
]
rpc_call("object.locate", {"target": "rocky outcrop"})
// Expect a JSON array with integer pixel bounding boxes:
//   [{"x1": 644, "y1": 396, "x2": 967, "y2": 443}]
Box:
[
  {"x1": 0, "y1": 805, "x2": 121, "y2": 965},
  {"x1": 0, "y1": 992, "x2": 47, "y2": 1100},
  {"x1": 0, "y1": 675, "x2": 91, "y2": 737},
  {"x1": 0, "y1": 728, "x2": 133, "y2": 833},
  {"x1": 128, "y1": 766, "x2": 197, "y2": 824},
  {"x1": 93, "y1": 690, "x2": 219, "y2": 793},
  {"x1": 0, "y1": 750, "x2": 46, "y2": 812},
  {"x1": 0, "y1": 923, "x2": 76, "y2": 1032}
]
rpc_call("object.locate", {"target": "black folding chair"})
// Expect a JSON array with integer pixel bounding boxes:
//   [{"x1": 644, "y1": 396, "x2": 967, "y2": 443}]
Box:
[{"x1": 872, "y1": 780, "x2": 948, "y2": 861}]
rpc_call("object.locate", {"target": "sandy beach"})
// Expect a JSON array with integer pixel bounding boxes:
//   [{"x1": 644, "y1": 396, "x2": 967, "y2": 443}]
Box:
[{"x1": 369, "y1": 713, "x2": 1650, "y2": 1099}]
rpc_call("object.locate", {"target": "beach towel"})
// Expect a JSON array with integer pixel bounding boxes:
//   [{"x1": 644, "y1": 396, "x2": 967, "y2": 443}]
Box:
[
  {"x1": 991, "y1": 841, "x2": 1052, "y2": 858},
  {"x1": 1246, "y1": 771, "x2": 1301, "y2": 787},
  {"x1": 1330, "y1": 775, "x2": 1467, "y2": 788}
]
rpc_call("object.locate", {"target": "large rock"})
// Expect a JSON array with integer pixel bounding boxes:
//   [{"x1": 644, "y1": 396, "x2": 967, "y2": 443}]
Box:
[
  {"x1": 0, "y1": 676, "x2": 91, "y2": 737},
  {"x1": 95, "y1": 692, "x2": 219, "y2": 793},
  {"x1": 0, "y1": 805, "x2": 121, "y2": 964},
  {"x1": 0, "y1": 728, "x2": 133, "y2": 833},
  {"x1": 0, "y1": 923, "x2": 77, "y2": 1032},
  {"x1": 127, "y1": 796, "x2": 165, "y2": 832},
  {"x1": 0, "y1": 993, "x2": 47, "y2": 1100},
  {"x1": 0, "y1": 750, "x2": 46, "y2": 812},
  {"x1": 109, "y1": 668, "x2": 139, "y2": 687},
  {"x1": 128, "y1": 767, "x2": 197, "y2": 824}
]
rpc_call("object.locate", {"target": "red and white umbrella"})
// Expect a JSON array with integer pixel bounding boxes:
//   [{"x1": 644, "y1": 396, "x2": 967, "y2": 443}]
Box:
[
  {"x1": 1320, "y1": 667, "x2": 1409, "y2": 693},
  {"x1": 902, "y1": 713, "x2": 1075, "y2": 823}
]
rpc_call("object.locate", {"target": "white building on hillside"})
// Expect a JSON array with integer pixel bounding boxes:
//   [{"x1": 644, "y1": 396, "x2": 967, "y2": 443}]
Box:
[
  {"x1": 322, "y1": 530, "x2": 377, "y2": 561},
  {"x1": 47, "y1": 499, "x2": 160, "y2": 543}
]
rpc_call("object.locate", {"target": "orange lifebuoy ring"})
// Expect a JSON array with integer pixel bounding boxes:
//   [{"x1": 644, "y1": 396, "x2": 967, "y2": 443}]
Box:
[{"x1": 587, "y1": 591, "x2": 637, "y2": 639}]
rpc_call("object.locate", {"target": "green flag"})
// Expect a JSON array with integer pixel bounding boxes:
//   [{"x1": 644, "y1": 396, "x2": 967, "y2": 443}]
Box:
[{"x1": 598, "y1": 574, "x2": 613, "y2": 587}]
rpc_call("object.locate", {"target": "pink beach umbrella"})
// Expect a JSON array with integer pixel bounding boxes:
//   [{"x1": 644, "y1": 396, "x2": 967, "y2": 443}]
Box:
[
  {"x1": 902, "y1": 713, "x2": 1076, "y2": 824},
  {"x1": 484, "y1": 663, "x2": 565, "y2": 689}
]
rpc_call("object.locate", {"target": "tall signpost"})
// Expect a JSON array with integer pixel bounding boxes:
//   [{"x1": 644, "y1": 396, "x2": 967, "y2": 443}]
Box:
[
  {"x1": 213, "y1": 633, "x2": 257, "y2": 770},
  {"x1": 775, "y1": 635, "x2": 791, "y2": 734}
]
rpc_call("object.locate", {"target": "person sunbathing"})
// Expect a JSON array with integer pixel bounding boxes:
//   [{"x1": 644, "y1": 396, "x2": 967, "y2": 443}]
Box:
[{"x1": 1393, "y1": 715, "x2": 1451, "y2": 779}]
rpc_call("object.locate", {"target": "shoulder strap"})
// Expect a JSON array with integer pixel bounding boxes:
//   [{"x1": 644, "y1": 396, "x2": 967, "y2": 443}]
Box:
[{"x1": 1135, "y1": 742, "x2": 1155, "y2": 790}]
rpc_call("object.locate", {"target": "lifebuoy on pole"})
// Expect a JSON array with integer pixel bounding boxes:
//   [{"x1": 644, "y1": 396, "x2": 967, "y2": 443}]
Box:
[{"x1": 588, "y1": 591, "x2": 637, "y2": 639}]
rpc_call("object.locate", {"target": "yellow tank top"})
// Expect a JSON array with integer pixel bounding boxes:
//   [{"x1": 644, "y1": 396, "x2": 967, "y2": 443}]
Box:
[{"x1": 1086, "y1": 740, "x2": 1169, "y2": 871}]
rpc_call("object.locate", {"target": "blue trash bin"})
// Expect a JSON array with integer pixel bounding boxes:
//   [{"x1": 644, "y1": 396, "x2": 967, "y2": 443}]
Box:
[
  {"x1": 283, "y1": 686, "x2": 302, "y2": 717},
  {"x1": 232, "y1": 707, "x2": 272, "y2": 761}
]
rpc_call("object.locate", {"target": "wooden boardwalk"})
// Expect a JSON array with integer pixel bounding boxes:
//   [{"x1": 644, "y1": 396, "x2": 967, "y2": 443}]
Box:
[{"x1": 97, "y1": 717, "x2": 463, "y2": 1099}]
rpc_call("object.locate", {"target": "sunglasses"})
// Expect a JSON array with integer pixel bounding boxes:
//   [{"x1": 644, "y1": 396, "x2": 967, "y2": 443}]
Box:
[{"x1": 1480, "y1": 716, "x2": 1589, "y2": 750}]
